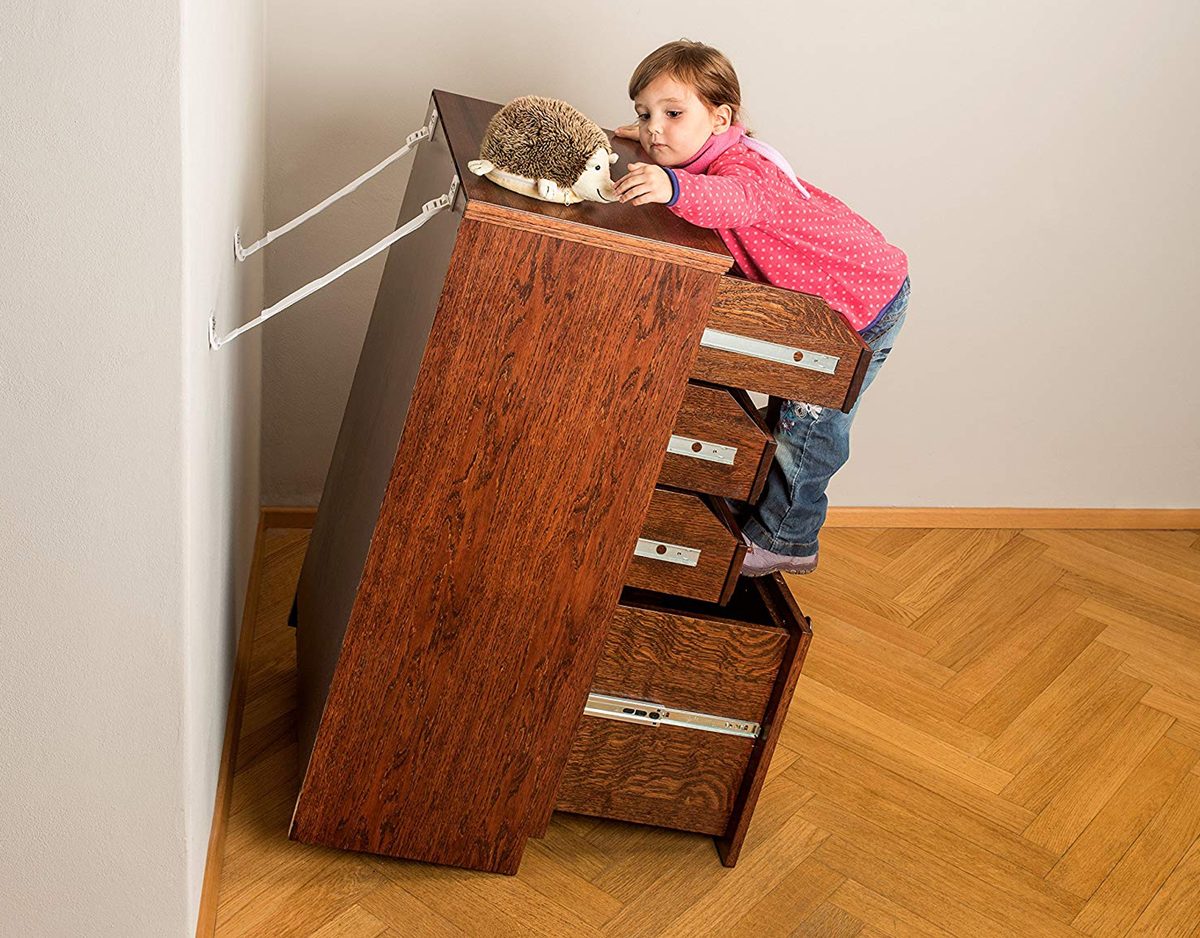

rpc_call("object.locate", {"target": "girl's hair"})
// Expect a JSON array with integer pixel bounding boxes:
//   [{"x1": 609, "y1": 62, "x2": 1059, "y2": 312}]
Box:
[{"x1": 628, "y1": 39, "x2": 753, "y2": 136}]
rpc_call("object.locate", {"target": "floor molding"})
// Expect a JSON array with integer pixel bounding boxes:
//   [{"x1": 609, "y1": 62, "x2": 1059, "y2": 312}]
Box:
[
  {"x1": 260, "y1": 504, "x2": 1200, "y2": 532},
  {"x1": 195, "y1": 511, "x2": 267, "y2": 938},
  {"x1": 825, "y1": 507, "x2": 1200, "y2": 529},
  {"x1": 261, "y1": 506, "x2": 318, "y2": 529}
]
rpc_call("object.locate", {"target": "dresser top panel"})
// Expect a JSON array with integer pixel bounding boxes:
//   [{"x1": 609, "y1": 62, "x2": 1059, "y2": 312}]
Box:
[{"x1": 434, "y1": 89, "x2": 732, "y2": 270}]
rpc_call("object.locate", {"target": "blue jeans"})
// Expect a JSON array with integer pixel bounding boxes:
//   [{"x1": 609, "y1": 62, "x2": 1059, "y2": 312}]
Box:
[{"x1": 741, "y1": 277, "x2": 910, "y2": 557}]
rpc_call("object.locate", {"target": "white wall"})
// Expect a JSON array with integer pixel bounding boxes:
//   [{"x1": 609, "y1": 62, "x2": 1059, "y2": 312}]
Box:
[
  {"x1": 0, "y1": 1, "x2": 263, "y2": 934},
  {"x1": 261, "y1": 0, "x2": 1199, "y2": 509},
  {"x1": 181, "y1": 0, "x2": 264, "y2": 927}
]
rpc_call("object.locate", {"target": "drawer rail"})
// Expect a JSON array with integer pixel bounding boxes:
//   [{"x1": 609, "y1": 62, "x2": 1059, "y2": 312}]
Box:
[{"x1": 584, "y1": 693, "x2": 761, "y2": 739}]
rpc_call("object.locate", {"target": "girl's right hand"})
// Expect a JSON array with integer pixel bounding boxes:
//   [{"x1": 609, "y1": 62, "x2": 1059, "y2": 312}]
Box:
[{"x1": 613, "y1": 121, "x2": 639, "y2": 140}]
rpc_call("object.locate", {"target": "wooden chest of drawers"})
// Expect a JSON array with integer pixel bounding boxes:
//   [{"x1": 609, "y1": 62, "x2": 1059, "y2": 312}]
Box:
[{"x1": 290, "y1": 89, "x2": 867, "y2": 874}]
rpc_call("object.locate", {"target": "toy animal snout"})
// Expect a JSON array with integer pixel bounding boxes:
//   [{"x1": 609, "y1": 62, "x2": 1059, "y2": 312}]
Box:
[{"x1": 571, "y1": 147, "x2": 620, "y2": 204}]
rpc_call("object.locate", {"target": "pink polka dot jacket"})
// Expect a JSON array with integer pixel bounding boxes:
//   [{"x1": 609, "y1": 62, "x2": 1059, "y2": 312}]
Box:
[{"x1": 662, "y1": 123, "x2": 908, "y2": 332}]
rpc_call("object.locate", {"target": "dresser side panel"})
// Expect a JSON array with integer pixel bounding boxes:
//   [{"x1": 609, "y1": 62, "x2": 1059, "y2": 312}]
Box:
[
  {"x1": 291, "y1": 218, "x2": 717, "y2": 872},
  {"x1": 294, "y1": 99, "x2": 463, "y2": 770}
]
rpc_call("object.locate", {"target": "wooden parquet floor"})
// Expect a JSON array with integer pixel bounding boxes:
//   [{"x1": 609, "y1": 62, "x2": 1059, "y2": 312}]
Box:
[{"x1": 214, "y1": 526, "x2": 1200, "y2": 938}]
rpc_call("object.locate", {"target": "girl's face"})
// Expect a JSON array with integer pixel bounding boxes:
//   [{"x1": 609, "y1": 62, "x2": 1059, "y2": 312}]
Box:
[{"x1": 632, "y1": 74, "x2": 733, "y2": 167}]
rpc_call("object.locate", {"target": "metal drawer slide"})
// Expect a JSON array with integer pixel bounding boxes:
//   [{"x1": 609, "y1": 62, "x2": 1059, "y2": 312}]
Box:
[{"x1": 584, "y1": 693, "x2": 761, "y2": 739}]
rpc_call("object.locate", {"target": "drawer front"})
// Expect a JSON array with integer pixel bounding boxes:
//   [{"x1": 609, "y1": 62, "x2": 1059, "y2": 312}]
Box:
[
  {"x1": 659, "y1": 381, "x2": 776, "y2": 502},
  {"x1": 555, "y1": 576, "x2": 804, "y2": 837},
  {"x1": 591, "y1": 591, "x2": 790, "y2": 721},
  {"x1": 692, "y1": 276, "x2": 871, "y2": 411},
  {"x1": 628, "y1": 487, "x2": 745, "y2": 604},
  {"x1": 555, "y1": 718, "x2": 752, "y2": 835}
]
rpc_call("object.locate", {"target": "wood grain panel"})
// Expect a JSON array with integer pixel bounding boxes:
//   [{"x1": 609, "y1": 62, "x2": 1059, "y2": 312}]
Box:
[
  {"x1": 553, "y1": 575, "x2": 808, "y2": 860},
  {"x1": 693, "y1": 275, "x2": 871, "y2": 410},
  {"x1": 290, "y1": 199, "x2": 718, "y2": 870},
  {"x1": 554, "y1": 718, "x2": 753, "y2": 836},
  {"x1": 627, "y1": 486, "x2": 745, "y2": 604},
  {"x1": 657, "y1": 381, "x2": 776, "y2": 502},
  {"x1": 294, "y1": 95, "x2": 461, "y2": 770},
  {"x1": 718, "y1": 573, "x2": 813, "y2": 866},
  {"x1": 1072, "y1": 774, "x2": 1200, "y2": 937},
  {"x1": 593, "y1": 582, "x2": 791, "y2": 722},
  {"x1": 1046, "y1": 737, "x2": 1200, "y2": 898}
]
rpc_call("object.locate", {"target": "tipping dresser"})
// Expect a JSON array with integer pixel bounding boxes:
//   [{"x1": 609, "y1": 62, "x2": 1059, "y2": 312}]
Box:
[{"x1": 289, "y1": 89, "x2": 871, "y2": 874}]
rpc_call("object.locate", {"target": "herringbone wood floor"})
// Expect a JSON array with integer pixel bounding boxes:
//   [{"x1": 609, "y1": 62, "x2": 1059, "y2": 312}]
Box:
[{"x1": 214, "y1": 526, "x2": 1200, "y2": 938}]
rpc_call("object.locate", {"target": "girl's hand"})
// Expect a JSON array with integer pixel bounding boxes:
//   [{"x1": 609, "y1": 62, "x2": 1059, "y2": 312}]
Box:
[
  {"x1": 614, "y1": 162, "x2": 672, "y2": 206},
  {"x1": 613, "y1": 121, "x2": 640, "y2": 140}
]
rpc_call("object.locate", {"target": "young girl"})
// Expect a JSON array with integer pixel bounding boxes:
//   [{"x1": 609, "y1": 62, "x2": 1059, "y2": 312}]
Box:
[{"x1": 613, "y1": 39, "x2": 910, "y2": 577}]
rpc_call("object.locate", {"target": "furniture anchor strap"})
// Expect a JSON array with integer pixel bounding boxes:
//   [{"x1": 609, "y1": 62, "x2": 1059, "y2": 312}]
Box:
[
  {"x1": 700, "y1": 328, "x2": 839, "y2": 375},
  {"x1": 584, "y1": 693, "x2": 761, "y2": 739},
  {"x1": 235, "y1": 108, "x2": 439, "y2": 262},
  {"x1": 634, "y1": 538, "x2": 701, "y2": 567},
  {"x1": 667, "y1": 434, "x2": 737, "y2": 466},
  {"x1": 210, "y1": 174, "x2": 460, "y2": 350}
]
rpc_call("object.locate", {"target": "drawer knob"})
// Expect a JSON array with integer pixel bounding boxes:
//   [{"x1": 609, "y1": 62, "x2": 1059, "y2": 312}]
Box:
[{"x1": 700, "y1": 328, "x2": 839, "y2": 375}]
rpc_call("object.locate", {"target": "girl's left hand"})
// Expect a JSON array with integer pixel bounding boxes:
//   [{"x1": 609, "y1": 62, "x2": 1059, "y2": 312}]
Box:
[{"x1": 614, "y1": 163, "x2": 672, "y2": 206}]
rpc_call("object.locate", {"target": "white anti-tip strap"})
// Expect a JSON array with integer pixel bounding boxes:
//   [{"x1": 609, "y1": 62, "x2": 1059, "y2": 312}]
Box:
[
  {"x1": 235, "y1": 108, "x2": 439, "y2": 262},
  {"x1": 211, "y1": 175, "x2": 459, "y2": 350}
]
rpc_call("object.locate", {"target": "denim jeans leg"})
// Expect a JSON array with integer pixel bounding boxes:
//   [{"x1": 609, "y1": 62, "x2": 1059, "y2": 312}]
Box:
[{"x1": 741, "y1": 282, "x2": 909, "y2": 557}]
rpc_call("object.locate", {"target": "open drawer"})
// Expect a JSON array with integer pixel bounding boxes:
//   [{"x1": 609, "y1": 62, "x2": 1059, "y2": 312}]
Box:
[
  {"x1": 553, "y1": 574, "x2": 812, "y2": 867},
  {"x1": 659, "y1": 381, "x2": 776, "y2": 503},
  {"x1": 628, "y1": 486, "x2": 745, "y2": 604},
  {"x1": 693, "y1": 275, "x2": 871, "y2": 412}
]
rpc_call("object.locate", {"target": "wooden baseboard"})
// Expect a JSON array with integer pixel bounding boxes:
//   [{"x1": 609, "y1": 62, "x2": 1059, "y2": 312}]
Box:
[
  {"x1": 259, "y1": 504, "x2": 1200, "y2": 533},
  {"x1": 825, "y1": 507, "x2": 1200, "y2": 529},
  {"x1": 260, "y1": 506, "x2": 318, "y2": 529},
  {"x1": 195, "y1": 511, "x2": 268, "y2": 938}
]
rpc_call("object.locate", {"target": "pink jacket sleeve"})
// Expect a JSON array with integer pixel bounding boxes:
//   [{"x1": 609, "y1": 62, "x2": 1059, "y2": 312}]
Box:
[{"x1": 668, "y1": 155, "x2": 774, "y2": 228}]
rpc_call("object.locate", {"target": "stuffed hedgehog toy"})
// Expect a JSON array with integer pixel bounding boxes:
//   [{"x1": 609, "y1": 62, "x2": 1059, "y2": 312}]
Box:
[{"x1": 467, "y1": 96, "x2": 619, "y2": 205}]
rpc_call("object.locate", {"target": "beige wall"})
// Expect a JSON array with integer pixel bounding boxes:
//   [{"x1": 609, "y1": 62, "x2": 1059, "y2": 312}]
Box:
[
  {"x1": 181, "y1": 0, "x2": 265, "y2": 926},
  {"x1": 261, "y1": 1, "x2": 1199, "y2": 509},
  {"x1": 0, "y1": 0, "x2": 263, "y2": 934}
]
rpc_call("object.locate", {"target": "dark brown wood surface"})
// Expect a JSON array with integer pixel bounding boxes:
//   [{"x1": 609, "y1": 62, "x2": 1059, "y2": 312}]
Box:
[
  {"x1": 716, "y1": 573, "x2": 813, "y2": 867},
  {"x1": 709, "y1": 495, "x2": 750, "y2": 605},
  {"x1": 290, "y1": 206, "x2": 719, "y2": 872},
  {"x1": 293, "y1": 96, "x2": 462, "y2": 770},
  {"x1": 626, "y1": 486, "x2": 746, "y2": 604},
  {"x1": 658, "y1": 381, "x2": 777, "y2": 502},
  {"x1": 434, "y1": 90, "x2": 730, "y2": 273},
  {"x1": 553, "y1": 576, "x2": 799, "y2": 843},
  {"x1": 592, "y1": 584, "x2": 790, "y2": 722},
  {"x1": 554, "y1": 718, "x2": 753, "y2": 836},
  {"x1": 694, "y1": 275, "x2": 872, "y2": 411}
]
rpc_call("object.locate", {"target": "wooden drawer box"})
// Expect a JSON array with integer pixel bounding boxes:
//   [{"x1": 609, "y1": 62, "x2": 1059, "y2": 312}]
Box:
[
  {"x1": 693, "y1": 275, "x2": 872, "y2": 412},
  {"x1": 659, "y1": 381, "x2": 776, "y2": 502},
  {"x1": 554, "y1": 574, "x2": 812, "y2": 866},
  {"x1": 628, "y1": 486, "x2": 745, "y2": 604}
]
